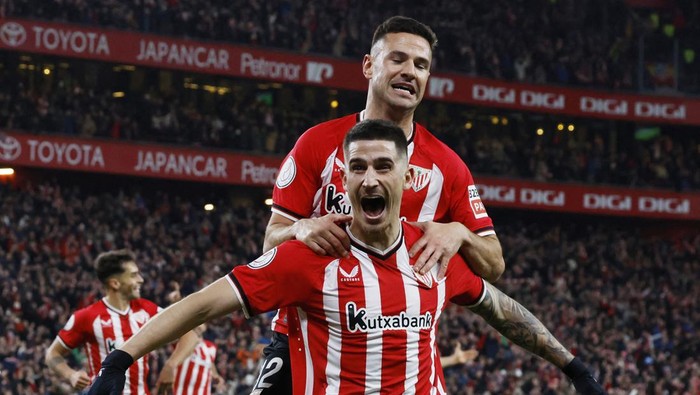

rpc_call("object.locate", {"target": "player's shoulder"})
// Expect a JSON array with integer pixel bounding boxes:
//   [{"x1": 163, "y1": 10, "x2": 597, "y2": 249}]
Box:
[
  {"x1": 413, "y1": 122, "x2": 463, "y2": 163},
  {"x1": 131, "y1": 298, "x2": 159, "y2": 312},
  {"x1": 74, "y1": 299, "x2": 107, "y2": 317},
  {"x1": 276, "y1": 239, "x2": 332, "y2": 262},
  {"x1": 298, "y1": 113, "x2": 358, "y2": 144}
]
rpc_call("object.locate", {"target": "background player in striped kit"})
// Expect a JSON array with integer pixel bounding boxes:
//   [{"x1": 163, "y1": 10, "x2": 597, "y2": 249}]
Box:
[
  {"x1": 87, "y1": 120, "x2": 604, "y2": 395},
  {"x1": 44, "y1": 249, "x2": 200, "y2": 394},
  {"x1": 257, "y1": 15, "x2": 505, "y2": 394}
]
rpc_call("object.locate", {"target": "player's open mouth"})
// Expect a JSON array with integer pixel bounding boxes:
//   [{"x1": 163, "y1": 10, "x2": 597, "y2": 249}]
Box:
[
  {"x1": 392, "y1": 83, "x2": 416, "y2": 95},
  {"x1": 361, "y1": 195, "x2": 386, "y2": 219}
]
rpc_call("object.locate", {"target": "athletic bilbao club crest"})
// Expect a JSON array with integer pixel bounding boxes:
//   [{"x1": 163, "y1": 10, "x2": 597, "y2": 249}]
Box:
[
  {"x1": 413, "y1": 270, "x2": 434, "y2": 288},
  {"x1": 409, "y1": 165, "x2": 432, "y2": 192}
]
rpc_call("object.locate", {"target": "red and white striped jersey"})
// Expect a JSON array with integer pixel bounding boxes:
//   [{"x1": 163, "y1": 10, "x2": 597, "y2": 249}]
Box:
[
  {"x1": 57, "y1": 298, "x2": 161, "y2": 395},
  {"x1": 227, "y1": 222, "x2": 485, "y2": 394},
  {"x1": 270, "y1": 113, "x2": 494, "y2": 334},
  {"x1": 173, "y1": 340, "x2": 217, "y2": 395}
]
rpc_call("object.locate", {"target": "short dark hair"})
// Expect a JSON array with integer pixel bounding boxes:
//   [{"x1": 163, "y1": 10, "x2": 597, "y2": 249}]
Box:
[
  {"x1": 343, "y1": 119, "x2": 408, "y2": 159},
  {"x1": 371, "y1": 16, "x2": 438, "y2": 51},
  {"x1": 95, "y1": 249, "x2": 136, "y2": 284}
]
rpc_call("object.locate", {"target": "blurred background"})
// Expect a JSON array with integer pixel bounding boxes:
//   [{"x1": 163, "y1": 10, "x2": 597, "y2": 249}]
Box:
[{"x1": 0, "y1": 0, "x2": 698, "y2": 394}]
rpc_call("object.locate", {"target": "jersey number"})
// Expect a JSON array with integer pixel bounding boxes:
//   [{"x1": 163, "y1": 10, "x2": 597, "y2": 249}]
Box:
[{"x1": 254, "y1": 357, "x2": 284, "y2": 389}]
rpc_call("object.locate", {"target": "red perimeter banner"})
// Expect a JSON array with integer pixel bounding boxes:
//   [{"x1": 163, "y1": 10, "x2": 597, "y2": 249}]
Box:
[
  {"x1": 476, "y1": 177, "x2": 700, "y2": 221},
  {"x1": 1, "y1": 131, "x2": 699, "y2": 220},
  {"x1": 1, "y1": 18, "x2": 699, "y2": 125},
  {"x1": 0, "y1": 131, "x2": 280, "y2": 186}
]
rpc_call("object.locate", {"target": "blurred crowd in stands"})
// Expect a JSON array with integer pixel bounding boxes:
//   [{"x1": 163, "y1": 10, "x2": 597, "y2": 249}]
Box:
[
  {"x1": 1, "y1": 55, "x2": 698, "y2": 192},
  {"x1": 0, "y1": 178, "x2": 697, "y2": 394},
  {"x1": 2, "y1": 0, "x2": 699, "y2": 91}
]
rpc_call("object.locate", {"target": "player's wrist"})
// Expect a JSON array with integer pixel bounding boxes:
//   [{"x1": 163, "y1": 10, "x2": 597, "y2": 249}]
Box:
[
  {"x1": 562, "y1": 357, "x2": 588, "y2": 379},
  {"x1": 102, "y1": 349, "x2": 134, "y2": 372}
]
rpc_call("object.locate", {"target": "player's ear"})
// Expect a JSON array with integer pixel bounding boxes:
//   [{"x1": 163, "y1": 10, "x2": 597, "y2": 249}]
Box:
[
  {"x1": 341, "y1": 165, "x2": 348, "y2": 190},
  {"x1": 106, "y1": 277, "x2": 120, "y2": 291},
  {"x1": 403, "y1": 165, "x2": 414, "y2": 190},
  {"x1": 362, "y1": 54, "x2": 373, "y2": 80}
]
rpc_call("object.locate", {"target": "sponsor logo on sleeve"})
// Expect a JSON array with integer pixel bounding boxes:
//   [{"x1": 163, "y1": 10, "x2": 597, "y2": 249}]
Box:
[
  {"x1": 248, "y1": 248, "x2": 277, "y2": 269},
  {"x1": 275, "y1": 156, "x2": 296, "y2": 189},
  {"x1": 468, "y1": 185, "x2": 488, "y2": 218},
  {"x1": 63, "y1": 314, "x2": 76, "y2": 331}
]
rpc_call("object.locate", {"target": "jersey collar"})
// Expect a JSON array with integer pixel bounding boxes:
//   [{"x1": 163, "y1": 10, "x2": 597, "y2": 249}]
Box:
[
  {"x1": 347, "y1": 224, "x2": 404, "y2": 261},
  {"x1": 102, "y1": 297, "x2": 131, "y2": 315}
]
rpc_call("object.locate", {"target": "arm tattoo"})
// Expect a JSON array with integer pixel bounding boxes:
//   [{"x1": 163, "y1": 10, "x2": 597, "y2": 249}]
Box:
[{"x1": 469, "y1": 282, "x2": 572, "y2": 368}]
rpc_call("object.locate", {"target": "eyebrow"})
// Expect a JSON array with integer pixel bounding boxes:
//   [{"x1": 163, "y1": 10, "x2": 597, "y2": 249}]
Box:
[{"x1": 387, "y1": 50, "x2": 431, "y2": 66}]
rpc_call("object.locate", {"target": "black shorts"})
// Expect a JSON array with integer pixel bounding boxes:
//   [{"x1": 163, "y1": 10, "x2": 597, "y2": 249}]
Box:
[{"x1": 251, "y1": 332, "x2": 292, "y2": 395}]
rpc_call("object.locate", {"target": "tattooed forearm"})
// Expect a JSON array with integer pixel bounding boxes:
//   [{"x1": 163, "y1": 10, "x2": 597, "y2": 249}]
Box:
[{"x1": 469, "y1": 282, "x2": 573, "y2": 368}]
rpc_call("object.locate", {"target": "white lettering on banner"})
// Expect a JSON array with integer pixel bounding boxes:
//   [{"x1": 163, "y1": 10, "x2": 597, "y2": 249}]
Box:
[
  {"x1": 240, "y1": 53, "x2": 301, "y2": 81},
  {"x1": 134, "y1": 151, "x2": 227, "y2": 178},
  {"x1": 306, "y1": 61, "x2": 334, "y2": 83},
  {"x1": 26, "y1": 140, "x2": 105, "y2": 167},
  {"x1": 31, "y1": 26, "x2": 109, "y2": 55},
  {"x1": 136, "y1": 40, "x2": 229, "y2": 70},
  {"x1": 582, "y1": 193, "x2": 632, "y2": 211},
  {"x1": 520, "y1": 91, "x2": 565, "y2": 109},
  {"x1": 472, "y1": 84, "x2": 516, "y2": 104},
  {"x1": 241, "y1": 160, "x2": 278, "y2": 185},
  {"x1": 520, "y1": 188, "x2": 565, "y2": 206},
  {"x1": 580, "y1": 97, "x2": 628, "y2": 115},
  {"x1": 638, "y1": 197, "x2": 690, "y2": 214},
  {"x1": 477, "y1": 185, "x2": 516, "y2": 203},
  {"x1": 428, "y1": 77, "x2": 455, "y2": 98},
  {"x1": 634, "y1": 102, "x2": 686, "y2": 120}
]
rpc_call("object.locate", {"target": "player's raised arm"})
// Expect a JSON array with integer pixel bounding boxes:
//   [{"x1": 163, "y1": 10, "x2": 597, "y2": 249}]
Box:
[{"x1": 468, "y1": 281, "x2": 606, "y2": 394}]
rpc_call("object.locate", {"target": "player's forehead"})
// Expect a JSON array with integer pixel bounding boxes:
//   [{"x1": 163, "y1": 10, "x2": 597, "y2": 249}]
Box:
[
  {"x1": 121, "y1": 261, "x2": 140, "y2": 275},
  {"x1": 346, "y1": 140, "x2": 401, "y2": 163},
  {"x1": 374, "y1": 32, "x2": 432, "y2": 60}
]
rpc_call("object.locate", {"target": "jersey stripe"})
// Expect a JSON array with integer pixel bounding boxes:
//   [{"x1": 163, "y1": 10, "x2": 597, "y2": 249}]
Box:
[
  {"x1": 417, "y1": 165, "x2": 444, "y2": 222},
  {"x1": 322, "y1": 259, "x2": 342, "y2": 392},
  {"x1": 357, "y1": 250, "x2": 383, "y2": 394},
  {"x1": 399, "y1": 245, "x2": 420, "y2": 395}
]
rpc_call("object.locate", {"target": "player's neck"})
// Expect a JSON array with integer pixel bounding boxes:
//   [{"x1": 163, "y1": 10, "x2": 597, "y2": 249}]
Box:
[
  {"x1": 104, "y1": 292, "x2": 130, "y2": 312},
  {"x1": 362, "y1": 105, "x2": 414, "y2": 139}
]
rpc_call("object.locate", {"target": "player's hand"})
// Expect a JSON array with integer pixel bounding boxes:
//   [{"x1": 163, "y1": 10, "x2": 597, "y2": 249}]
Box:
[
  {"x1": 294, "y1": 213, "x2": 353, "y2": 257},
  {"x1": 69, "y1": 369, "x2": 91, "y2": 390},
  {"x1": 212, "y1": 372, "x2": 226, "y2": 393},
  {"x1": 166, "y1": 281, "x2": 181, "y2": 304},
  {"x1": 155, "y1": 363, "x2": 176, "y2": 394},
  {"x1": 87, "y1": 350, "x2": 133, "y2": 395},
  {"x1": 452, "y1": 344, "x2": 478, "y2": 364},
  {"x1": 409, "y1": 222, "x2": 465, "y2": 279},
  {"x1": 563, "y1": 357, "x2": 607, "y2": 395}
]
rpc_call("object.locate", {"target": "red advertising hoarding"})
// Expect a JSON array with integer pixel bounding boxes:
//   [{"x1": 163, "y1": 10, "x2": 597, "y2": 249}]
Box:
[
  {"x1": 0, "y1": 131, "x2": 280, "y2": 186},
  {"x1": 1, "y1": 18, "x2": 700, "y2": 125},
  {"x1": 1, "y1": 132, "x2": 698, "y2": 220}
]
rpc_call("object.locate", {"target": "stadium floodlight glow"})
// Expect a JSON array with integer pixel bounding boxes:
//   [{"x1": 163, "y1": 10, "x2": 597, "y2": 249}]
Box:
[
  {"x1": 265, "y1": 198, "x2": 273, "y2": 206},
  {"x1": 0, "y1": 168, "x2": 15, "y2": 176},
  {"x1": 113, "y1": 92, "x2": 125, "y2": 98},
  {"x1": 330, "y1": 100, "x2": 339, "y2": 109},
  {"x1": 501, "y1": 117, "x2": 508, "y2": 125},
  {"x1": 557, "y1": 123, "x2": 564, "y2": 131},
  {"x1": 568, "y1": 124, "x2": 575, "y2": 132},
  {"x1": 464, "y1": 121, "x2": 473, "y2": 130},
  {"x1": 43, "y1": 68, "x2": 51, "y2": 75},
  {"x1": 536, "y1": 128, "x2": 544, "y2": 136},
  {"x1": 490, "y1": 116, "x2": 499, "y2": 125},
  {"x1": 204, "y1": 203, "x2": 215, "y2": 211}
]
